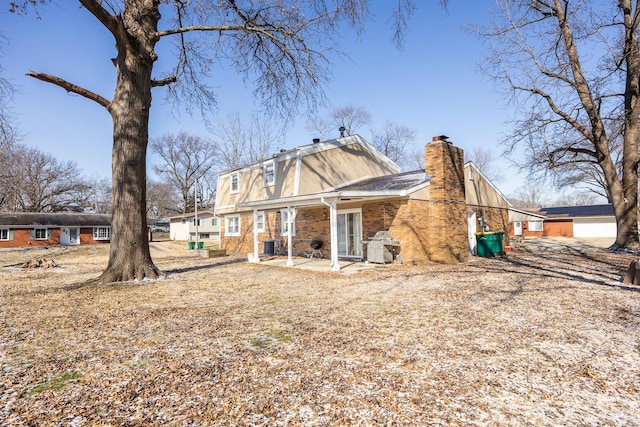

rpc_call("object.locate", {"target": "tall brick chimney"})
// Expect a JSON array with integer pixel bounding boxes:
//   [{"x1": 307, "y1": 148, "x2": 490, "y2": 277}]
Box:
[{"x1": 424, "y1": 135, "x2": 468, "y2": 262}]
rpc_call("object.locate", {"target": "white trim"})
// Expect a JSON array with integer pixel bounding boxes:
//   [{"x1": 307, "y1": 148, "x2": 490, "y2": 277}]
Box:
[
  {"x1": 528, "y1": 220, "x2": 544, "y2": 232},
  {"x1": 336, "y1": 208, "x2": 363, "y2": 259},
  {"x1": 281, "y1": 208, "x2": 296, "y2": 237},
  {"x1": 0, "y1": 228, "x2": 12, "y2": 241},
  {"x1": 230, "y1": 172, "x2": 240, "y2": 194},
  {"x1": 218, "y1": 134, "x2": 401, "y2": 178},
  {"x1": 263, "y1": 160, "x2": 276, "y2": 187},
  {"x1": 256, "y1": 211, "x2": 265, "y2": 233},
  {"x1": 225, "y1": 214, "x2": 241, "y2": 237},
  {"x1": 293, "y1": 152, "x2": 302, "y2": 196},
  {"x1": 464, "y1": 161, "x2": 512, "y2": 207},
  {"x1": 93, "y1": 227, "x2": 111, "y2": 240}
]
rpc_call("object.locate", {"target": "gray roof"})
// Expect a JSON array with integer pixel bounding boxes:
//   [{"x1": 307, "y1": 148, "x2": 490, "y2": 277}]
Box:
[
  {"x1": 336, "y1": 170, "x2": 429, "y2": 192},
  {"x1": 0, "y1": 212, "x2": 111, "y2": 227},
  {"x1": 538, "y1": 204, "x2": 614, "y2": 218}
]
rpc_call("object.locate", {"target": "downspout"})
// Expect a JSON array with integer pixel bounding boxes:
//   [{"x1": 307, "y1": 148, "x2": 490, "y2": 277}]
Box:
[{"x1": 321, "y1": 197, "x2": 341, "y2": 272}]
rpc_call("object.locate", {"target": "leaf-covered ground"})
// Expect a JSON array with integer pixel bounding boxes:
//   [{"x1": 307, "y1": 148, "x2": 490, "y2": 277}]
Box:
[{"x1": 1, "y1": 242, "x2": 639, "y2": 426}]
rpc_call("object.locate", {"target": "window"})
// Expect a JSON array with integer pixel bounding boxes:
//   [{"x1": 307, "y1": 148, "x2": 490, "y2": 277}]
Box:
[
  {"x1": 256, "y1": 211, "x2": 265, "y2": 233},
  {"x1": 31, "y1": 228, "x2": 51, "y2": 240},
  {"x1": 211, "y1": 217, "x2": 218, "y2": 227},
  {"x1": 230, "y1": 172, "x2": 240, "y2": 194},
  {"x1": 263, "y1": 161, "x2": 275, "y2": 186},
  {"x1": 528, "y1": 220, "x2": 543, "y2": 232},
  {"x1": 225, "y1": 215, "x2": 240, "y2": 237},
  {"x1": 93, "y1": 227, "x2": 111, "y2": 240},
  {"x1": 469, "y1": 170, "x2": 475, "y2": 181},
  {"x1": 181, "y1": 218, "x2": 186, "y2": 224},
  {"x1": 281, "y1": 209, "x2": 296, "y2": 236},
  {"x1": 0, "y1": 228, "x2": 13, "y2": 241},
  {"x1": 193, "y1": 218, "x2": 201, "y2": 227}
]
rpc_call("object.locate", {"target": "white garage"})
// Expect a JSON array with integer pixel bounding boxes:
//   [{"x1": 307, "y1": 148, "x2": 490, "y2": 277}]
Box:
[{"x1": 573, "y1": 217, "x2": 617, "y2": 238}]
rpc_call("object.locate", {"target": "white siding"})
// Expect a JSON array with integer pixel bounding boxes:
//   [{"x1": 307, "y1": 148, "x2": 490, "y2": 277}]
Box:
[
  {"x1": 572, "y1": 217, "x2": 616, "y2": 238},
  {"x1": 170, "y1": 221, "x2": 190, "y2": 240}
]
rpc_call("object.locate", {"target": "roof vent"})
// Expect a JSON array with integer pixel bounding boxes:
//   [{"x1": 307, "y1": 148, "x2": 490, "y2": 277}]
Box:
[
  {"x1": 313, "y1": 138, "x2": 320, "y2": 144},
  {"x1": 339, "y1": 126, "x2": 346, "y2": 137}
]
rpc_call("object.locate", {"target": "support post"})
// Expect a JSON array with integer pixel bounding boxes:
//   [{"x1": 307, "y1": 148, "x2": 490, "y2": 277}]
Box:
[
  {"x1": 250, "y1": 209, "x2": 260, "y2": 263},
  {"x1": 286, "y1": 206, "x2": 294, "y2": 267}
]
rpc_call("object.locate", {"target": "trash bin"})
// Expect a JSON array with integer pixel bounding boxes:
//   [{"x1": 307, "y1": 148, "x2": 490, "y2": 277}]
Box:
[
  {"x1": 197, "y1": 241, "x2": 204, "y2": 249},
  {"x1": 188, "y1": 241, "x2": 195, "y2": 250},
  {"x1": 475, "y1": 231, "x2": 505, "y2": 257}
]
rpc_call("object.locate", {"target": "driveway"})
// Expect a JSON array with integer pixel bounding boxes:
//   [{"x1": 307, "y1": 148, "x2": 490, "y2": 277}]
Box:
[{"x1": 513, "y1": 236, "x2": 615, "y2": 253}]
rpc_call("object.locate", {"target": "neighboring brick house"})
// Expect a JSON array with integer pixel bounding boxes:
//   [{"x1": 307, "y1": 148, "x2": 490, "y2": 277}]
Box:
[
  {"x1": 0, "y1": 212, "x2": 112, "y2": 248},
  {"x1": 215, "y1": 134, "x2": 510, "y2": 271},
  {"x1": 509, "y1": 204, "x2": 616, "y2": 238}
]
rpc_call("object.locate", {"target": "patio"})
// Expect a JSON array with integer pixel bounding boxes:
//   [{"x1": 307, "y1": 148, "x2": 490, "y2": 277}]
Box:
[{"x1": 255, "y1": 255, "x2": 394, "y2": 274}]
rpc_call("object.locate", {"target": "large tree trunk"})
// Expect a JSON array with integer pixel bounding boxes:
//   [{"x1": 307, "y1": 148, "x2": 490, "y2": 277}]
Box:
[
  {"x1": 620, "y1": 0, "x2": 640, "y2": 284},
  {"x1": 98, "y1": 7, "x2": 162, "y2": 283}
]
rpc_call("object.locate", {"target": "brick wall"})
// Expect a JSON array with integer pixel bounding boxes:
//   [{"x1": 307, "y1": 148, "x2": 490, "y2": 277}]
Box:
[
  {"x1": 0, "y1": 227, "x2": 111, "y2": 248},
  {"x1": 220, "y1": 211, "x2": 282, "y2": 256},
  {"x1": 424, "y1": 137, "x2": 468, "y2": 263}
]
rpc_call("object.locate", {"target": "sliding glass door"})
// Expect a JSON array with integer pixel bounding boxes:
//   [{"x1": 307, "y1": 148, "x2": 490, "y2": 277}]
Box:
[{"x1": 337, "y1": 209, "x2": 362, "y2": 258}]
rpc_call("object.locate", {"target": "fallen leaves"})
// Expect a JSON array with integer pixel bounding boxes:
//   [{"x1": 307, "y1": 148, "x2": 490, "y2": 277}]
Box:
[{"x1": 0, "y1": 242, "x2": 639, "y2": 425}]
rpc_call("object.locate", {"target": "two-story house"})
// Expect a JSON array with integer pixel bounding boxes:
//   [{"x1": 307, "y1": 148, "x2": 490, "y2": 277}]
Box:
[
  {"x1": 169, "y1": 210, "x2": 221, "y2": 244},
  {"x1": 215, "y1": 134, "x2": 510, "y2": 271}
]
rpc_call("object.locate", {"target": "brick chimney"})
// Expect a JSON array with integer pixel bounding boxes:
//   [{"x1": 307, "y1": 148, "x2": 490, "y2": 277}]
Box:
[
  {"x1": 424, "y1": 135, "x2": 468, "y2": 262},
  {"x1": 425, "y1": 135, "x2": 465, "y2": 203}
]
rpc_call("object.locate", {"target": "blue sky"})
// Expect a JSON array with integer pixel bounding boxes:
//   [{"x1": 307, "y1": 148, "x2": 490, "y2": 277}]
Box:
[{"x1": 0, "y1": 1, "x2": 525, "y2": 196}]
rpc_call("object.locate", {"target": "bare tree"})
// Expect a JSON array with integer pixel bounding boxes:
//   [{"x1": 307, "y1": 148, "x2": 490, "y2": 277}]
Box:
[
  {"x1": 212, "y1": 111, "x2": 283, "y2": 170},
  {"x1": 84, "y1": 176, "x2": 113, "y2": 214},
  {"x1": 5, "y1": 144, "x2": 90, "y2": 212},
  {"x1": 467, "y1": 147, "x2": 503, "y2": 184},
  {"x1": 480, "y1": 0, "x2": 640, "y2": 253},
  {"x1": 146, "y1": 179, "x2": 180, "y2": 219},
  {"x1": 151, "y1": 132, "x2": 217, "y2": 214},
  {"x1": 509, "y1": 185, "x2": 550, "y2": 209},
  {"x1": 0, "y1": 33, "x2": 16, "y2": 145},
  {"x1": 370, "y1": 121, "x2": 416, "y2": 169},
  {"x1": 307, "y1": 104, "x2": 372, "y2": 139},
  {"x1": 10, "y1": 0, "x2": 421, "y2": 282}
]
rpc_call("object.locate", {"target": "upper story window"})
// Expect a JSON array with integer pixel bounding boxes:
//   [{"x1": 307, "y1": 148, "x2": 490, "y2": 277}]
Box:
[
  {"x1": 192, "y1": 218, "x2": 201, "y2": 227},
  {"x1": 211, "y1": 217, "x2": 218, "y2": 227},
  {"x1": 230, "y1": 172, "x2": 240, "y2": 194},
  {"x1": 263, "y1": 161, "x2": 275, "y2": 187}
]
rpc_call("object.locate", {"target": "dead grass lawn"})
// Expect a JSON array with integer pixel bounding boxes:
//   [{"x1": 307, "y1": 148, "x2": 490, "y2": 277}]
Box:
[{"x1": 1, "y1": 242, "x2": 639, "y2": 426}]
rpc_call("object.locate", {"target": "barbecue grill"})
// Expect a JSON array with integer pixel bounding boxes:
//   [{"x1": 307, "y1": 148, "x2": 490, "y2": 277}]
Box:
[{"x1": 361, "y1": 231, "x2": 400, "y2": 264}]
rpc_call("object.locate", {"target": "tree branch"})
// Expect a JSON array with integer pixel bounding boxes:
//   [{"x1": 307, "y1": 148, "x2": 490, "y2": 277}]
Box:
[
  {"x1": 79, "y1": 0, "x2": 118, "y2": 36},
  {"x1": 152, "y1": 76, "x2": 178, "y2": 87},
  {"x1": 26, "y1": 71, "x2": 111, "y2": 110}
]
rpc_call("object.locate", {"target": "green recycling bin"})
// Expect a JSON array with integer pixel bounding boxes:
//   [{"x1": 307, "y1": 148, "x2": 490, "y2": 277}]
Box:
[
  {"x1": 188, "y1": 241, "x2": 195, "y2": 250},
  {"x1": 475, "y1": 231, "x2": 505, "y2": 257},
  {"x1": 197, "y1": 241, "x2": 204, "y2": 249}
]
